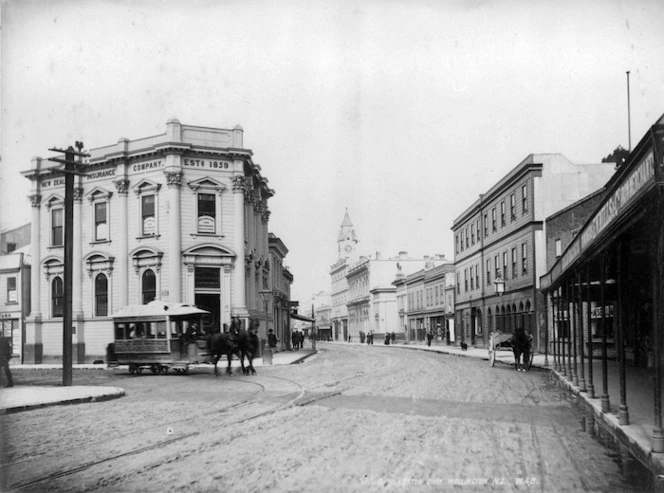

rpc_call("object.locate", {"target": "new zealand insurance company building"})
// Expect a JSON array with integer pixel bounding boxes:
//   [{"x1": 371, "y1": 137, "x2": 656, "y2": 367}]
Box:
[{"x1": 22, "y1": 119, "x2": 282, "y2": 363}]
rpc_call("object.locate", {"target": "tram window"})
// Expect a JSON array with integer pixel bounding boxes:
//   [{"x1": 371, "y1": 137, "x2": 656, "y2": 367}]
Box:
[
  {"x1": 115, "y1": 323, "x2": 126, "y2": 340},
  {"x1": 144, "y1": 322, "x2": 156, "y2": 339},
  {"x1": 156, "y1": 321, "x2": 167, "y2": 338},
  {"x1": 128, "y1": 323, "x2": 137, "y2": 339}
]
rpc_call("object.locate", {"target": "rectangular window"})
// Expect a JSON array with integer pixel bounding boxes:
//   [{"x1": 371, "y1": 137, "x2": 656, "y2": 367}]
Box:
[
  {"x1": 503, "y1": 252, "x2": 508, "y2": 279},
  {"x1": 52, "y1": 208, "x2": 64, "y2": 246},
  {"x1": 95, "y1": 202, "x2": 108, "y2": 241},
  {"x1": 475, "y1": 263, "x2": 479, "y2": 289},
  {"x1": 476, "y1": 219, "x2": 480, "y2": 242},
  {"x1": 471, "y1": 225, "x2": 475, "y2": 245},
  {"x1": 494, "y1": 255, "x2": 500, "y2": 279},
  {"x1": 455, "y1": 235, "x2": 459, "y2": 254},
  {"x1": 522, "y1": 243, "x2": 527, "y2": 274},
  {"x1": 500, "y1": 201, "x2": 506, "y2": 226},
  {"x1": 197, "y1": 193, "x2": 216, "y2": 234},
  {"x1": 470, "y1": 267, "x2": 474, "y2": 290},
  {"x1": 456, "y1": 273, "x2": 460, "y2": 294},
  {"x1": 486, "y1": 259, "x2": 491, "y2": 285},
  {"x1": 522, "y1": 184, "x2": 528, "y2": 213},
  {"x1": 492, "y1": 208, "x2": 496, "y2": 231},
  {"x1": 555, "y1": 238, "x2": 562, "y2": 257},
  {"x1": 464, "y1": 269, "x2": 468, "y2": 292},
  {"x1": 510, "y1": 194, "x2": 516, "y2": 220},
  {"x1": 142, "y1": 195, "x2": 156, "y2": 236},
  {"x1": 484, "y1": 214, "x2": 488, "y2": 237},
  {"x1": 7, "y1": 277, "x2": 17, "y2": 303},
  {"x1": 512, "y1": 248, "x2": 517, "y2": 278},
  {"x1": 465, "y1": 228, "x2": 469, "y2": 248}
]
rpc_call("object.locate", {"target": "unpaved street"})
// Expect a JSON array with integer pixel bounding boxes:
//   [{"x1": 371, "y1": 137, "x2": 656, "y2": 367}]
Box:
[{"x1": 1, "y1": 344, "x2": 635, "y2": 492}]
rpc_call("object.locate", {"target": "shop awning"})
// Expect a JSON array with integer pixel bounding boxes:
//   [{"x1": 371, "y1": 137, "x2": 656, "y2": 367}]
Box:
[{"x1": 291, "y1": 313, "x2": 315, "y2": 323}]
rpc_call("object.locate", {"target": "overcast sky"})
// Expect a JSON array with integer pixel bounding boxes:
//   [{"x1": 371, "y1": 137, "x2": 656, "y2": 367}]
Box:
[{"x1": 1, "y1": 0, "x2": 663, "y2": 303}]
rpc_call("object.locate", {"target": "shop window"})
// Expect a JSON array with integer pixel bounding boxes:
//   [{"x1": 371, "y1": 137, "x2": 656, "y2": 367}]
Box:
[
  {"x1": 142, "y1": 269, "x2": 156, "y2": 304},
  {"x1": 141, "y1": 195, "x2": 156, "y2": 236},
  {"x1": 94, "y1": 202, "x2": 109, "y2": 241},
  {"x1": 52, "y1": 208, "x2": 64, "y2": 247},
  {"x1": 522, "y1": 243, "x2": 527, "y2": 274},
  {"x1": 7, "y1": 277, "x2": 17, "y2": 303},
  {"x1": 197, "y1": 193, "x2": 216, "y2": 234},
  {"x1": 512, "y1": 248, "x2": 517, "y2": 278},
  {"x1": 52, "y1": 276, "x2": 64, "y2": 318},
  {"x1": 95, "y1": 273, "x2": 108, "y2": 316},
  {"x1": 522, "y1": 184, "x2": 528, "y2": 213}
]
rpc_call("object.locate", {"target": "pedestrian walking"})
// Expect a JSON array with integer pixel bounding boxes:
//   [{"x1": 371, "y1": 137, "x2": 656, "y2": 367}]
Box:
[
  {"x1": 268, "y1": 329, "x2": 277, "y2": 352},
  {"x1": 0, "y1": 337, "x2": 14, "y2": 388},
  {"x1": 291, "y1": 330, "x2": 299, "y2": 350},
  {"x1": 299, "y1": 330, "x2": 305, "y2": 349},
  {"x1": 426, "y1": 331, "x2": 433, "y2": 347},
  {"x1": 384, "y1": 333, "x2": 390, "y2": 345},
  {"x1": 391, "y1": 332, "x2": 396, "y2": 345}
]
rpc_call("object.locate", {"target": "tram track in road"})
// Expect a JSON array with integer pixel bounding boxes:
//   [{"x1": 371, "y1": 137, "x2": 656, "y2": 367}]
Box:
[{"x1": 2, "y1": 372, "x2": 356, "y2": 492}]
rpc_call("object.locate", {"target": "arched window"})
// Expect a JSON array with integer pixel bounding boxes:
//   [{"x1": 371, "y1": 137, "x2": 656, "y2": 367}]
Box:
[
  {"x1": 52, "y1": 277, "x2": 64, "y2": 318},
  {"x1": 142, "y1": 269, "x2": 156, "y2": 304},
  {"x1": 95, "y1": 273, "x2": 108, "y2": 316}
]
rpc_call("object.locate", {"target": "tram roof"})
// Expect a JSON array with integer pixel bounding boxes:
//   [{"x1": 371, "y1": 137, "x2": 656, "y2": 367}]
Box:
[{"x1": 112, "y1": 301, "x2": 209, "y2": 319}]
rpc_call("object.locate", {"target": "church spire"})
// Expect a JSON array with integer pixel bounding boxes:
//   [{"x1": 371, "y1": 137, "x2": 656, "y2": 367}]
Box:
[{"x1": 337, "y1": 209, "x2": 358, "y2": 259}]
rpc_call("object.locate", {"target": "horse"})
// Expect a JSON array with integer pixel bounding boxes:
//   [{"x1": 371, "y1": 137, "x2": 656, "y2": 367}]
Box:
[
  {"x1": 234, "y1": 319, "x2": 260, "y2": 375},
  {"x1": 207, "y1": 332, "x2": 239, "y2": 376},
  {"x1": 512, "y1": 327, "x2": 532, "y2": 372}
]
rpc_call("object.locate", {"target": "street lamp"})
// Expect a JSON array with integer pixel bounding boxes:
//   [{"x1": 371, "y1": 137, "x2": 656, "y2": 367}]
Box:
[
  {"x1": 494, "y1": 274, "x2": 505, "y2": 297},
  {"x1": 259, "y1": 289, "x2": 273, "y2": 365}
]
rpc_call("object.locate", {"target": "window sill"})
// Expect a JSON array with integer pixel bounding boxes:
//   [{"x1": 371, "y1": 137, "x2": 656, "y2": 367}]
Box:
[
  {"x1": 5, "y1": 301, "x2": 18, "y2": 306},
  {"x1": 190, "y1": 233, "x2": 225, "y2": 239},
  {"x1": 48, "y1": 245, "x2": 64, "y2": 250},
  {"x1": 136, "y1": 234, "x2": 161, "y2": 240},
  {"x1": 90, "y1": 240, "x2": 111, "y2": 246}
]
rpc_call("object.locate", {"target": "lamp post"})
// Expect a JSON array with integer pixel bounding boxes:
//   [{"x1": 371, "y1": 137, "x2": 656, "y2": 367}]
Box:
[
  {"x1": 311, "y1": 298, "x2": 316, "y2": 351},
  {"x1": 259, "y1": 289, "x2": 273, "y2": 365},
  {"x1": 494, "y1": 275, "x2": 505, "y2": 333}
]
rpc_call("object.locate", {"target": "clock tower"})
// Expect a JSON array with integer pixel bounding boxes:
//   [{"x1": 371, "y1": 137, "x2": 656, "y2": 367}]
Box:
[{"x1": 337, "y1": 209, "x2": 358, "y2": 260}]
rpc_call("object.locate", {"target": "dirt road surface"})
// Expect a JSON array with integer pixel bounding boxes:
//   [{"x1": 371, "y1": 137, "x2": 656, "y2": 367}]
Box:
[{"x1": 1, "y1": 343, "x2": 638, "y2": 492}]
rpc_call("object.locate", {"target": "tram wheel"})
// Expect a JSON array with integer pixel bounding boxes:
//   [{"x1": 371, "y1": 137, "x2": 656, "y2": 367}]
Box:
[
  {"x1": 150, "y1": 364, "x2": 161, "y2": 375},
  {"x1": 129, "y1": 364, "x2": 138, "y2": 375},
  {"x1": 161, "y1": 366, "x2": 169, "y2": 374}
]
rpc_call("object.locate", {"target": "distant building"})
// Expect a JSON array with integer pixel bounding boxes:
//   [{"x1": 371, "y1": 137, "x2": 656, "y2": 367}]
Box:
[
  {"x1": 268, "y1": 233, "x2": 293, "y2": 352},
  {"x1": 452, "y1": 153, "x2": 616, "y2": 351},
  {"x1": 330, "y1": 209, "x2": 359, "y2": 341},
  {"x1": 346, "y1": 251, "x2": 447, "y2": 340},
  {"x1": 0, "y1": 247, "x2": 31, "y2": 363},
  {"x1": 1, "y1": 223, "x2": 31, "y2": 254},
  {"x1": 312, "y1": 291, "x2": 332, "y2": 340}
]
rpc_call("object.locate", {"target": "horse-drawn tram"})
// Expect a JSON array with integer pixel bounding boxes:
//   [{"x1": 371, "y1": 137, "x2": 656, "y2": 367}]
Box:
[{"x1": 112, "y1": 301, "x2": 211, "y2": 375}]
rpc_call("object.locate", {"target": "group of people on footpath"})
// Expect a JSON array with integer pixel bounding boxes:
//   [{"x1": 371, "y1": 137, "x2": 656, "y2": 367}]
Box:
[
  {"x1": 291, "y1": 329, "x2": 306, "y2": 350},
  {"x1": 0, "y1": 337, "x2": 14, "y2": 387}
]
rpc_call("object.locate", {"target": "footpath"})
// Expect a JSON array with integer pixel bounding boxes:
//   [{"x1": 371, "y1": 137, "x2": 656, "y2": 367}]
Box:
[{"x1": 0, "y1": 348, "x2": 315, "y2": 414}]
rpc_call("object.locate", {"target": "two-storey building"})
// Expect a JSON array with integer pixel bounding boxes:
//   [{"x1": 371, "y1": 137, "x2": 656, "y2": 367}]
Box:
[
  {"x1": 0, "y1": 248, "x2": 30, "y2": 363},
  {"x1": 268, "y1": 233, "x2": 293, "y2": 352},
  {"x1": 452, "y1": 153, "x2": 615, "y2": 351}
]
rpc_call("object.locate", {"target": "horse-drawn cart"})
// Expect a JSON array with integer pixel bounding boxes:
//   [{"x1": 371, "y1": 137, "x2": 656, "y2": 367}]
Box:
[
  {"x1": 488, "y1": 329, "x2": 534, "y2": 370},
  {"x1": 111, "y1": 301, "x2": 211, "y2": 375}
]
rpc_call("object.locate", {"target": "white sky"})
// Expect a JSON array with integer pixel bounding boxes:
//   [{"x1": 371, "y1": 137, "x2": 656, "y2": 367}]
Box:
[{"x1": 1, "y1": 0, "x2": 663, "y2": 303}]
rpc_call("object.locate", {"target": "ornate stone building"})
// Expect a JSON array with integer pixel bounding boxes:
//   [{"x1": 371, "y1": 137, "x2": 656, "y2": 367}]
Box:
[{"x1": 21, "y1": 119, "x2": 284, "y2": 363}]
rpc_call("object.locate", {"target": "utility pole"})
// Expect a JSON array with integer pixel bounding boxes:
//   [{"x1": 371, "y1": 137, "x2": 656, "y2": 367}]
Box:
[{"x1": 48, "y1": 142, "x2": 89, "y2": 386}]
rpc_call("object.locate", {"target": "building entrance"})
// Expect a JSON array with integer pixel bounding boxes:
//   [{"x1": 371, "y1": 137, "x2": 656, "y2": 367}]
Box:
[{"x1": 194, "y1": 267, "x2": 221, "y2": 332}]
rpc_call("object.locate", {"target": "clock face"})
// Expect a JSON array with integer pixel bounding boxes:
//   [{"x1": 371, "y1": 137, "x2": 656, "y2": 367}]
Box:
[{"x1": 345, "y1": 245, "x2": 352, "y2": 252}]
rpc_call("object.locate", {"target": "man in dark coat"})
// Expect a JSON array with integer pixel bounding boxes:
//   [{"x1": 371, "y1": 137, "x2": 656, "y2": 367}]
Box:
[
  {"x1": 0, "y1": 337, "x2": 14, "y2": 387},
  {"x1": 268, "y1": 329, "x2": 277, "y2": 351}
]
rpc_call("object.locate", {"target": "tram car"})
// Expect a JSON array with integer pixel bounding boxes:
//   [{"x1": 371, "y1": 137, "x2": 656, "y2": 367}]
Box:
[{"x1": 111, "y1": 301, "x2": 212, "y2": 374}]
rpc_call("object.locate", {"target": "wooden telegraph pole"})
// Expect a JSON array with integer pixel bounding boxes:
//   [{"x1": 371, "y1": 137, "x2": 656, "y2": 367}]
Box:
[{"x1": 48, "y1": 142, "x2": 89, "y2": 386}]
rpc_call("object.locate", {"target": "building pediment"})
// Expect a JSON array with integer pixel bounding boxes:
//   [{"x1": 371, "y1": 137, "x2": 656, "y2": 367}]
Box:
[
  {"x1": 187, "y1": 176, "x2": 226, "y2": 192},
  {"x1": 132, "y1": 179, "x2": 161, "y2": 195},
  {"x1": 85, "y1": 187, "x2": 113, "y2": 202}
]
